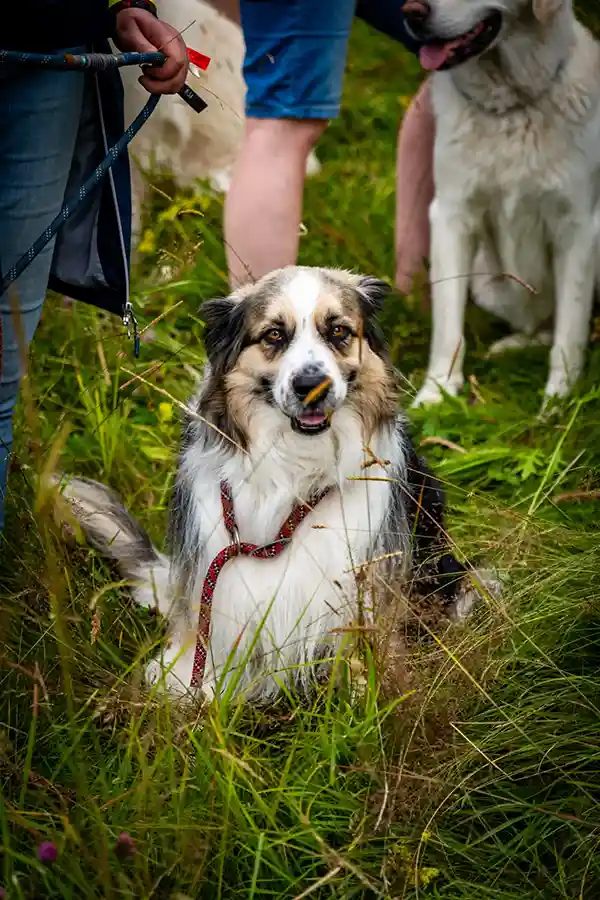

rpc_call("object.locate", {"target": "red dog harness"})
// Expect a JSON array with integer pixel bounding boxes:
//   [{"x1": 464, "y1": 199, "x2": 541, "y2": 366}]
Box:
[{"x1": 190, "y1": 481, "x2": 332, "y2": 690}]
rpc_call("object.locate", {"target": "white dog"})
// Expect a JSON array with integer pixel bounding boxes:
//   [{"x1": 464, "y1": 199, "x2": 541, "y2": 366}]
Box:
[
  {"x1": 120, "y1": 0, "x2": 321, "y2": 242},
  {"x1": 56, "y1": 267, "x2": 484, "y2": 704},
  {"x1": 406, "y1": 0, "x2": 600, "y2": 408}
]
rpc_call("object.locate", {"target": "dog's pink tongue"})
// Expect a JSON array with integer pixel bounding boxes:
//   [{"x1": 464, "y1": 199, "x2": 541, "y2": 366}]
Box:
[
  {"x1": 419, "y1": 43, "x2": 453, "y2": 71},
  {"x1": 298, "y1": 411, "x2": 327, "y2": 426}
]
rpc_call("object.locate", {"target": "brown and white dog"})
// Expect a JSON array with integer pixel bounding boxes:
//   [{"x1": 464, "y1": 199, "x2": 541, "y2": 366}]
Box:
[{"x1": 57, "y1": 266, "x2": 486, "y2": 703}]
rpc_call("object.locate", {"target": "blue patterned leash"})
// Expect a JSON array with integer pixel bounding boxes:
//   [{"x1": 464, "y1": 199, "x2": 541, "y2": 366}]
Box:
[{"x1": 0, "y1": 50, "x2": 208, "y2": 357}]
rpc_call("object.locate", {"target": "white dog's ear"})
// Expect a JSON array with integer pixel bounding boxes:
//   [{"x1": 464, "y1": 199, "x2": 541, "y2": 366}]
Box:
[{"x1": 532, "y1": 0, "x2": 563, "y2": 24}]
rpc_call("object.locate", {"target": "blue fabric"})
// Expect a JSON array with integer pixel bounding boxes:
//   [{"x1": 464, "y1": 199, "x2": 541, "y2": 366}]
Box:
[
  {"x1": 240, "y1": 0, "x2": 420, "y2": 120},
  {"x1": 0, "y1": 46, "x2": 132, "y2": 534},
  {"x1": 0, "y1": 51, "x2": 85, "y2": 534}
]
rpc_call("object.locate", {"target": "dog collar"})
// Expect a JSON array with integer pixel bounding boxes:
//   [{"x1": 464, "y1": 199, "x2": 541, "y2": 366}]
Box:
[{"x1": 190, "y1": 481, "x2": 333, "y2": 692}]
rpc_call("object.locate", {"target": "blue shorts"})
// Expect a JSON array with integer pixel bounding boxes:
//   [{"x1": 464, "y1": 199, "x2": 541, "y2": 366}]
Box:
[{"x1": 240, "y1": 0, "x2": 421, "y2": 120}]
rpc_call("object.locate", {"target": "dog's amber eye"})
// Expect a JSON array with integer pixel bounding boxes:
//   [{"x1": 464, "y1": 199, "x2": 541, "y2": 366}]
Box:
[
  {"x1": 263, "y1": 328, "x2": 285, "y2": 346},
  {"x1": 329, "y1": 324, "x2": 351, "y2": 343}
]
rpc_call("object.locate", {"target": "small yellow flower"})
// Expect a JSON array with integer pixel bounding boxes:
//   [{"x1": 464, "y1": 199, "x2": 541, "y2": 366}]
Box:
[
  {"x1": 158, "y1": 402, "x2": 173, "y2": 423},
  {"x1": 419, "y1": 866, "x2": 440, "y2": 889},
  {"x1": 137, "y1": 228, "x2": 156, "y2": 255}
]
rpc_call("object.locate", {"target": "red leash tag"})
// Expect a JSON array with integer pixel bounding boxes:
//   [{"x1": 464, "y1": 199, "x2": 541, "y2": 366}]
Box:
[{"x1": 187, "y1": 48, "x2": 211, "y2": 71}]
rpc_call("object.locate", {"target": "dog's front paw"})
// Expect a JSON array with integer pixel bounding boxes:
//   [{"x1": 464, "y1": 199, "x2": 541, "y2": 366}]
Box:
[
  {"x1": 487, "y1": 330, "x2": 553, "y2": 358},
  {"x1": 145, "y1": 656, "x2": 189, "y2": 696},
  {"x1": 145, "y1": 644, "x2": 214, "y2": 703},
  {"x1": 306, "y1": 150, "x2": 321, "y2": 177},
  {"x1": 412, "y1": 376, "x2": 461, "y2": 408},
  {"x1": 209, "y1": 168, "x2": 233, "y2": 194},
  {"x1": 538, "y1": 372, "x2": 574, "y2": 420},
  {"x1": 543, "y1": 370, "x2": 572, "y2": 404},
  {"x1": 448, "y1": 567, "x2": 502, "y2": 622}
]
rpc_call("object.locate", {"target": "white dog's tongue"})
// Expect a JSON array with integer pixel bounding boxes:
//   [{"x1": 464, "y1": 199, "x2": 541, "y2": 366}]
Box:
[{"x1": 419, "y1": 43, "x2": 454, "y2": 71}]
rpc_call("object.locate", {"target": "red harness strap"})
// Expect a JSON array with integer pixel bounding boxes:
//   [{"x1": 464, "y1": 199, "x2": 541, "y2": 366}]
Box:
[{"x1": 189, "y1": 480, "x2": 332, "y2": 690}]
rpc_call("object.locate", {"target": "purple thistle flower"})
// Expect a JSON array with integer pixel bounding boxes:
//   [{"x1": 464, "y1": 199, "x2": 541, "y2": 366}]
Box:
[
  {"x1": 0, "y1": 886, "x2": 5, "y2": 898},
  {"x1": 114, "y1": 831, "x2": 136, "y2": 859},
  {"x1": 37, "y1": 841, "x2": 57, "y2": 864}
]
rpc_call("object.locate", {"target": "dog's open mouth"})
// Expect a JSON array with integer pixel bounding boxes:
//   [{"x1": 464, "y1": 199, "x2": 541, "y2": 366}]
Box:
[
  {"x1": 419, "y1": 11, "x2": 502, "y2": 71},
  {"x1": 291, "y1": 408, "x2": 331, "y2": 436},
  {"x1": 290, "y1": 376, "x2": 333, "y2": 435}
]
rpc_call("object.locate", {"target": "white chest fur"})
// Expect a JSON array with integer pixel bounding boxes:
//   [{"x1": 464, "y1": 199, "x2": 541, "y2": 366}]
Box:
[{"x1": 163, "y1": 412, "x2": 405, "y2": 701}]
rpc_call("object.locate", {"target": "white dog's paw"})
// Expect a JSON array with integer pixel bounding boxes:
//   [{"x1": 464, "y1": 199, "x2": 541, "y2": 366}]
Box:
[
  {"x1": 487, "y1": 330, "x2": 553, "y2": 358},
  {"x1": 145, "y1": 656, "x2": 189, "y2": 696},
  {"x1": 448, "y1": 567, "x2": 502, "y2": 622},
  {"x1": 449, "y1": 585, "x2": 479, "y2": 622},
  {"x1": 145, "y1": 644, "x2": 213, "y2": 702},
  {"x1": 306, "y1": 150, "x2": 322, "y2": 177},
  {"x1": 412, "y1": 376, "x2": 461, "y2": 408},
  {"x1": 158, "y1": 264, "x2": 175, "y2": 283},
  {"x1": 145, "y1": 657, "x2": 166, "y2": 689},
  {"x1": 412, "y1": 384, "x2": 443, "y2": 408},
  {"x1": 209, "y1": 168, "x2": 233, "y2": 194},
  {"x1": 541, "y1": 370, "x2": 573, "y2": 413},
  {"x1": 543, "y1": 375, "x2": 570, "y2": 400}
]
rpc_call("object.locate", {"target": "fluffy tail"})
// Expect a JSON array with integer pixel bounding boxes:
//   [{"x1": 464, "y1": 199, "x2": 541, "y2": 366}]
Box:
[{"x1": 55, "y1": 476, "x2": 171, "y2": 612}]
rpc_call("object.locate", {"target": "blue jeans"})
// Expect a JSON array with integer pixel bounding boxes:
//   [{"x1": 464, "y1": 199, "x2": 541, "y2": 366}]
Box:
[{"x1": 0, "y1": 56, "x2": 84, "y2": 534}]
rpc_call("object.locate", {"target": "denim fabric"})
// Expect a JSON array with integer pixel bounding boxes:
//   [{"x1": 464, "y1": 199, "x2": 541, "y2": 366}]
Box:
[
  {"x1": 0, "y1": 55, "x2": 85, "y2": 534},
  {"x1": 240, "y1": 0, "x2": 419, "y2": 120},
  {"x1": 240, "y1": 0, "x2": 357, "y2": 119}
]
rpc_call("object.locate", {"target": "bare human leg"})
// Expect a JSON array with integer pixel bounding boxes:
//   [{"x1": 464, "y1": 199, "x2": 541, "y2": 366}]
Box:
[
  {"x1": 224, "y1": 117, "x2": 327, "y2": 287},
  {"x1": 395, "y1": 78, "x2": 435, "y2": 299}
]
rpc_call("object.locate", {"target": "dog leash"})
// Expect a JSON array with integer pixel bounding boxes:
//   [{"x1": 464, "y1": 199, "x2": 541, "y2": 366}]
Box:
[
  {"x1": 189, "y1": 481, "x2": 333, "y2": 691},
  {"x1": 0, "y1": 49, "x2": 210, "y2": 358}
]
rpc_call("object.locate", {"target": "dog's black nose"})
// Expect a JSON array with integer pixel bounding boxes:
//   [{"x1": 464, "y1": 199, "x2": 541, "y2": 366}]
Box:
[
  {"x1": 403, "y1": 0, "x2": 431, "y2": 38},
  {"x1": 292, "y1": 370, "x2": 330, "y2": 404}
]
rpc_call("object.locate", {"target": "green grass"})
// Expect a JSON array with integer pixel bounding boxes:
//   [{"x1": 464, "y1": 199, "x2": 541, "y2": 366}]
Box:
[{"x1": 2, "y1": 18, "x2": 600, "y2": 899}]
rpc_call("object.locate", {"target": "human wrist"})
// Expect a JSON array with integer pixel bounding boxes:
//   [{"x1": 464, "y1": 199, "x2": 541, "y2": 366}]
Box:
[
  {"x1": 110, "y1": 0, "x2": 158, "y2": 19},
  {"x1": 111, "y1": 3, "x2": 160, "y2": 48}
]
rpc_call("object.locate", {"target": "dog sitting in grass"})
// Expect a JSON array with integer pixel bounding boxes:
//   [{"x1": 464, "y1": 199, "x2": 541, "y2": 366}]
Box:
[{"x1": 56, "y1": 266, "x2": 488, "y2": 703}]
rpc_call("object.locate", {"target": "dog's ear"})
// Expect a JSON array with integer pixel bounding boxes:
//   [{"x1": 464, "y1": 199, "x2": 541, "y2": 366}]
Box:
[
  {"x1": 201, "y1": 295, "x2": 248, "y2": 375},
  {"x1": 532, "y1": 0, "x2": 563, "y2": 24},
  {"x1": 355, "y1": 276, "x2": 391, "y2": 319},
  {"x1": 354, "y1": 276, "x2": 391, "y2": 354}
]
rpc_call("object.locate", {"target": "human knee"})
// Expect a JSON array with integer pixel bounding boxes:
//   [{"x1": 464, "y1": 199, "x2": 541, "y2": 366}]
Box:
[{"x1": 244, "y1": 117, "x2": 329, "y2": 157}]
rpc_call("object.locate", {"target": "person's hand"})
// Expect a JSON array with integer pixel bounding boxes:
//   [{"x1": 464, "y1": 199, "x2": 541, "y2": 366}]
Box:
[
  {"x1": 395, "y1": 252, "x2": 429, "y2": 296},
  {"x1": 396, "y1": 264, "x2": 431, "y2": 310},
  {"x1": 114, "y1": 9, "x2": 189, "y2": 94}
]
